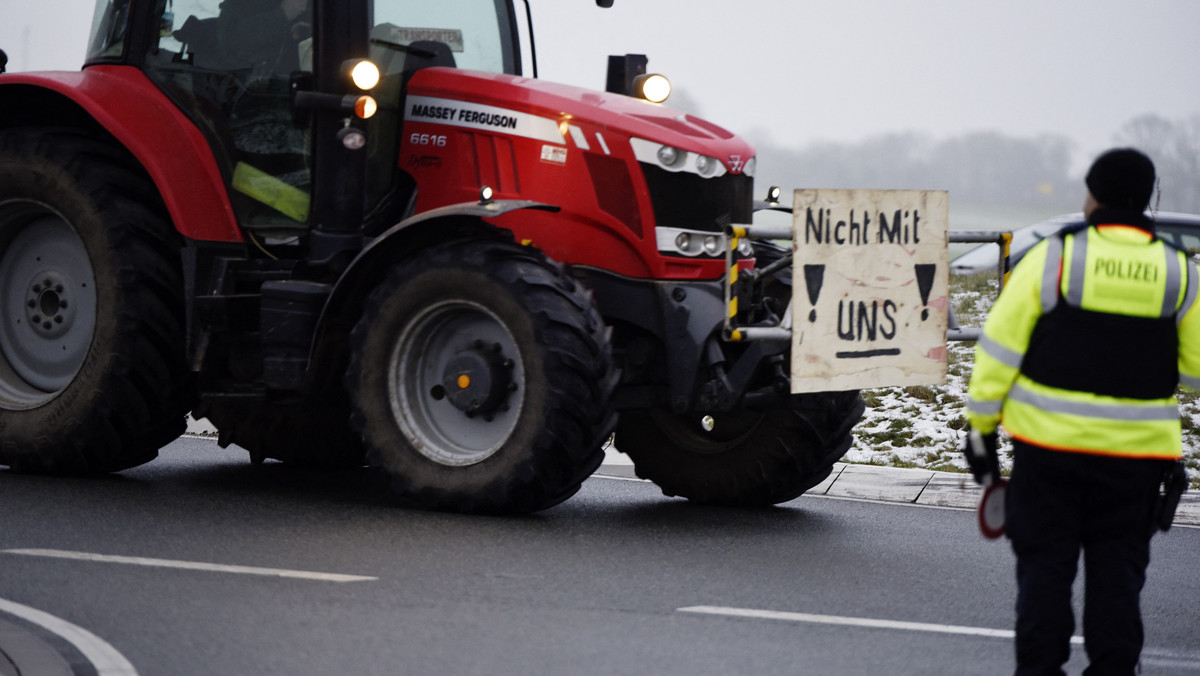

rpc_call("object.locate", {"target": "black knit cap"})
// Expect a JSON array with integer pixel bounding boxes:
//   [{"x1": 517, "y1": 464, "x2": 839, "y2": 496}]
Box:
[{"x1": 1085, "y1": 148, "x2": 1155, "y2": 211}]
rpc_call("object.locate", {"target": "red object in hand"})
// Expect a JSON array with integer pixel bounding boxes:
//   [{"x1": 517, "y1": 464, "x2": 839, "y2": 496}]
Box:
[{"x1": 978, "y1": 478, "x2": 1008, "y2": 539}]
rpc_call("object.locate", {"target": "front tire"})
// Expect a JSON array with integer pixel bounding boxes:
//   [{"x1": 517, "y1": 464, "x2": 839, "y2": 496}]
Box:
[
  {"x1": 346, "y1": 238, "x2": 617, "y2": 513},
  {"x1": 616, "y1": 391, "x2": 865, "y2": 506},
  {"x1": 0, "y1": 129, "x2": 192, "y2": 473}
]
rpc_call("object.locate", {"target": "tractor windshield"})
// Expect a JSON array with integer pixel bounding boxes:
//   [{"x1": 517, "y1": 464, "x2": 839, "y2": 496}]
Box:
[
  {"x1": 369, "y1": 0, "x2": 520, "y2": 76},
  {"x1": 87, "y1": 0, "x2": 131, "y2": 61}
]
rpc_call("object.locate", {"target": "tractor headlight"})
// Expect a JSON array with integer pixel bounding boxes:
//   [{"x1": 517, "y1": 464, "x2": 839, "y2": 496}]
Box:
[
  {"x1": 738, "y1": 238, "x2": 754, "y2": 257},
  {"x1": 657, "y1": 145, "x2": 683, "y2": 168},
  {"x1": 658, "y1": 227, "x2": 728, "y2": 258},
  {"x1": 630, "y1": 138, "x2": 727, "y2": 178},
  {"x1": 632, "y1": 73, "x2": 671, "y2": 103},
  {"x1": 345, "y1": 59, "x2": 381, "y2": 91},
  {"x1": 742, "y1": 156, "x2": 756, "y2": 177}
]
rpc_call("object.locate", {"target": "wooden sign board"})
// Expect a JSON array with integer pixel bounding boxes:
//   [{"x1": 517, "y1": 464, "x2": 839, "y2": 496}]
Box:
[{"x1": 790, "y1": 189, "x2": 949, "y2": 393}]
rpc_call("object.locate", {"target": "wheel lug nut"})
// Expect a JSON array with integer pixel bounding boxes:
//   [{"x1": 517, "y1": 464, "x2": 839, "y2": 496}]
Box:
[
  {"x1": 54, "y1": 316, "x2": 63, "y2": 324},
  {"x1": 473, "y1": 339, "x2": 484, "y2": 349},
  {"x1": 32, "y1": 284, "x2": 41, "y2": 293},
  {"x1": 492, "y1": 342, "x2": 502, "y2": 353},
  {"x1": 31, "y1": 315, "x2": 41, "y2": 323},
  {"x1": 60, "y1": 300, "x2": 67, "y2": 308},
  {"x1": 502, "y1": 359, "x2": 513, "y2": 368},
  {"x1": 54, "y1": 284, "x2": 63, "y2": 293},
  {"x1": 42, "y1": 322, "x2": 51, "y2": 330},
  {"x1": 26, "y1": 300, "x2": 35, "y2": 308}
]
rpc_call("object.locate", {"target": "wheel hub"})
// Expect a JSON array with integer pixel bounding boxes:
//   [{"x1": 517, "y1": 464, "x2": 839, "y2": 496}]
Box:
[
  {"x1": 23, "y1": 271, "x2": 76, "y2": 340},
  {"x1": 0, "y1": 210, "x2": 98, "y2": 406},
  {"x1": 388, "y1": 299, "x2": 526, "y2": 466},
  {"x1": 441, "y1": 340, "x2": 515, "y2": 419}
]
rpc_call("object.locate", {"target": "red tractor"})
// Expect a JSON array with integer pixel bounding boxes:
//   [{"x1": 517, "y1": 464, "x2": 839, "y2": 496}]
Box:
[{"x1": 0, "y1": 0, "x2": 863, "y2": 512}]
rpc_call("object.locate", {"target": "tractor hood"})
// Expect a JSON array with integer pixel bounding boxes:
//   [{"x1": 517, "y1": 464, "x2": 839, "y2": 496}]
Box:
[{"x1": 404, "y1": 67, "x2": 757, "y2": 177}]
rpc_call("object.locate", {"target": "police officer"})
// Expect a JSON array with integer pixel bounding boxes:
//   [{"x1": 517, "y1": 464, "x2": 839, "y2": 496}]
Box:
[{"x1": 964, "y1": 147, "x2": 1199, "y2": 675}]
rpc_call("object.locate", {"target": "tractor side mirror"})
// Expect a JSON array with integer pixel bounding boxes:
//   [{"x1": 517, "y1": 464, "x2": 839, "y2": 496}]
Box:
[
  {"x1": 0, "y1": 49, "x2": 8, "y2": 74},
  {"x1": 596, "y1": 0, "x2": 614, "y2": 6}
]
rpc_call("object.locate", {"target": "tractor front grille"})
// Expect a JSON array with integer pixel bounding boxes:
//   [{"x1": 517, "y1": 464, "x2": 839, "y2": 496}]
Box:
[{"x1": 640, "y1": 164, "x2": 754, "y2": 234}]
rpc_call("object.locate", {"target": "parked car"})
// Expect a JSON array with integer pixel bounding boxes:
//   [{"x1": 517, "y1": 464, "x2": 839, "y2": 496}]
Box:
[{"x1": 950, "y1": 212, "x2": 1200, "y2": 275}]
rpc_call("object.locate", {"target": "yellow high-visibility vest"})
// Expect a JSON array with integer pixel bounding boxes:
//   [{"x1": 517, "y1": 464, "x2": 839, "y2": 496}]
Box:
[{"x1": 966, "y1": 224, "x2": 1200, "y2": 459}]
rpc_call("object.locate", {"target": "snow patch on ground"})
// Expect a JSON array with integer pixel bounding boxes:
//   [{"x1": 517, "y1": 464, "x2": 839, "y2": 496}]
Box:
[{"x1": 846, "y1": 275, "x2": 1200, "y2": 486}]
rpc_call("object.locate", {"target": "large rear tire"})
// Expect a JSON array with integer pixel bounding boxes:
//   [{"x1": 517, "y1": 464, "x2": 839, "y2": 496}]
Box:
[
  {"x1": 0, "y1": 129, "x2": 192, "y2": 473},
  {"x1": 616, "y1": 391, "x2": 864, "y2": 506},
  {"x1": 345, "y1": 238, "x2": 617, "y2": 513}
]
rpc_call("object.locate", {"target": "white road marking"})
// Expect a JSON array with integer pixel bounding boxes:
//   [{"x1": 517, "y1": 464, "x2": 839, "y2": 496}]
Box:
[
  {"x1": 1143, "y1": 656, "x2": 1200, "y2": 670},
  {"x1": 678, "y1": 605, "x2": 1085, "y2": 645},
  {"x1": 590, "y1": 473, "x2": 649, "y2": 483},
  {"x1": 2, "y1": 549, "x2": 377, "y2": 583},
  {"x1": 0, "y1": 597, "x2": 138, "y2": 676}
]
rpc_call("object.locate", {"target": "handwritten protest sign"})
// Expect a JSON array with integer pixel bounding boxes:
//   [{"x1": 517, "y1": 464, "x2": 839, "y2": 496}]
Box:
[{"x1": 790, "y1": 189, "x2": 949, "y2": 393}]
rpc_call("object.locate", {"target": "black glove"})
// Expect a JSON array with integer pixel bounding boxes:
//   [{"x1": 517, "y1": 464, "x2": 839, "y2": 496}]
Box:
[
  {"x1": 962, "y1": 425, "x2": 1000, "y2": 486},
  {"x1": 1153, "y1": 461, "x2": 1188, "y2": 532}
]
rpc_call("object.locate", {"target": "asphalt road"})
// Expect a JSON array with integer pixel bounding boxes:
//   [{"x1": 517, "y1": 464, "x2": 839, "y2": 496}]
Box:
[{"x1": 1, "y1": 436, "x2": 1198, "y2": 675}]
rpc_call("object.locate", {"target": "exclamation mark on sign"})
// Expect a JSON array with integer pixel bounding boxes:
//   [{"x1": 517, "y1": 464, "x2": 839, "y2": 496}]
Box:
[
  {"x1": 915, "y1": 264, "x2": 936, "y2": 321},
  {"x1": 804, "y1": 264, "x2": 824, "y2": 322}
]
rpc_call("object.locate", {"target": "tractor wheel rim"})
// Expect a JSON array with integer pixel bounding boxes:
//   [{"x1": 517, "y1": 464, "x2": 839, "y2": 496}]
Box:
[
  {"x1": 388, "y1": 299, "x2": 524, "y2": 466},
  {"x1": 0, "y1": 203, "x2": 98, "y2": 409}
]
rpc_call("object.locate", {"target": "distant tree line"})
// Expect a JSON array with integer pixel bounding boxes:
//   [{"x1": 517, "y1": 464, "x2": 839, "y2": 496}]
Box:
[
  {"x1": 744, "y1": 114, "x2": 1200, "y2": 214},
  {"x1": 1114, "y1": 114, "x2": 1200, "y2": 214}
]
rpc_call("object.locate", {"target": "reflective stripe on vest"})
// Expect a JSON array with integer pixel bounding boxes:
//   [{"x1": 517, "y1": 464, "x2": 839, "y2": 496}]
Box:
[
  {"x1": 966, "y1": 396, "x2": 1003, "y2": 417},
  {"x1": 1040, "y1": 235, "x2": 1064, "y2": 313},
  {"x1": 1064, "y1": 231, "x2": 1086, "y2": 307},
  {"x1": 1161, "y1": 245, "x2": 1184, "y2": 317},
  {"x1": 977, "y1": 333, "x2": 1022, "y2": 370},
  {"x1": 1001, "y1": 377, "x2": 1182, "y2": 459},
  {"x1": 1180, "y1": 260, "x2": 1199, "y2": 325},
  {"x1": 1008, "y1": 382, "x2": 1179, "y2": 421}
]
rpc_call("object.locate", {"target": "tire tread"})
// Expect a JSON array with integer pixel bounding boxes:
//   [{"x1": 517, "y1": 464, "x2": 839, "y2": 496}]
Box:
[{"x1": 0, "y1": 128, "x2": 192, "y2": 473}]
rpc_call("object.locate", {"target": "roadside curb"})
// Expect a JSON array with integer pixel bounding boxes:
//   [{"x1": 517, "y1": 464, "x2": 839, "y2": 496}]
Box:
[
  {"x1": 0, "y1": 615, "x2": 79, "y2": 676},
  {"x1": 593, "y1": 462, "x2": 1200, "y2": 528},
  {"x1": 0, "y1": 598, "x2": 137, "y2": 676}
]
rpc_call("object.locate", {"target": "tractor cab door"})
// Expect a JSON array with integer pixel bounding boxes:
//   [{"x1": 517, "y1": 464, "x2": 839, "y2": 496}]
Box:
[{"x1": 131, "y1": 0, "x2": 322, "y2": 236}]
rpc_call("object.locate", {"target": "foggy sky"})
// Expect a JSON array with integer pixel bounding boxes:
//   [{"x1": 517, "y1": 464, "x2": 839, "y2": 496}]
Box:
[{"x1": 2, "y1": 0, "x2": 1197, "y2": 164}]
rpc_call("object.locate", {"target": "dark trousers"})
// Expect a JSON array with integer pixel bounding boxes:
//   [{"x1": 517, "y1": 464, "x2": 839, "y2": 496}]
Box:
[{"x1": 1006, "y1": 440, "x2": 1163, "y2": 676}]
